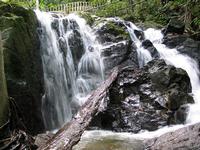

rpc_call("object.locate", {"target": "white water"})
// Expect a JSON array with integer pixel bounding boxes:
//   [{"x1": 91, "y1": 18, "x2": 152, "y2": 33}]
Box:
[
  {"x1": 109, "y1": 19, "x2": 200, "y2": 125},
  {"x1": 35, "y1": 10, "x2": 200, "y2": 147},
  {"x1": 105, "y1": 18, "x2": 153, "y2": 68},
  {"x1": 35, "y1": 10, "x2": 104, "y2": 130},
  {"x1": 144, "y1": 28, "x2": 200, "y2": 124},
  {"x1": 75, "y1": 19, "x2": 200, "y2": 147}
]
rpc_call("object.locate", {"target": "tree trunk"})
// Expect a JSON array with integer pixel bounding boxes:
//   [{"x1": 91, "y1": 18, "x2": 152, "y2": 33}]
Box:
[
  {"x1": 0, "y1": 32, "x2": 9, "y2": 128},
  {"x1": 39, "y1": 67, "x2": 119, "y2": 150}
]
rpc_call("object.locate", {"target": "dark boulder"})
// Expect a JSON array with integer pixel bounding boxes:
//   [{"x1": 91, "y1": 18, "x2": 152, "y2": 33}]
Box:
[
  {"x1": 134, "y1": 30, "x2": 145, "y2": 41},
  {"x1": 0, "y1": 2, "x2": 44, "y2": 134},
  {"x1": 95, "y1": 20, "x2": 139, "y2": 75},
  {"x1": 142, "y1": 39, "x2": 159, "y2": 58},
  {"x1": 102, "y1": 40, "x2": 138, "y2": 75},
  {"x1": 163, "y1": 34, "x2": 188, "y2": 48},
  {"x1": 95, "y1": 21, "x2": 130, "y2": 43},
  {"x1": 165, "y1": 18, "x2": 185, "y2": 35},
  {"x1": 89, "y1": 59, "x2": 193, "y2": 133}
]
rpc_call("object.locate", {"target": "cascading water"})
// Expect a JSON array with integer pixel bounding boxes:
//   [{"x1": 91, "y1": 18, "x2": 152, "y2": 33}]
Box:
[
  {"x1": 75, "y1": 19, "x2": 200, "y2": 149},
  {"x1": 34, "y1": 7, "x2": 200, "y2": 147},
  {"x1": 144, "y1": 28, "x2": 200, "y2": 124},
  {"x1": 35, "y1": 10, "x2": 104, "y2": 130},
  {"x1": 124, "y1": 22, "x2": 200, "y2": 125},
  {"x1": 106, "y1": 18, "x2": 153, "y2": 68}
]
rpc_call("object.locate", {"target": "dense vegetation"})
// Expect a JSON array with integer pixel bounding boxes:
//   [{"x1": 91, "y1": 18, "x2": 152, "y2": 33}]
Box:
[{"x1": 4, "y1": 0, "x2": 200, "y2": 32}]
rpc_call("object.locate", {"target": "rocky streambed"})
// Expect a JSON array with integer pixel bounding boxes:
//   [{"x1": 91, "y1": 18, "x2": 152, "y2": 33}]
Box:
[{"x1": 0, "y1": 1, "x2": 200, "y2": 149}]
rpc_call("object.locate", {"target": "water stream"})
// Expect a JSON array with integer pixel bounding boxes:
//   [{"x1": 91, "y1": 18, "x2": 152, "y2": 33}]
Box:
[
  {"x1": 35, "y1": 11, "x2": 200, "y2": 149},
  {"x1": 35, "y1": 10, "x2": 104, "y2": 130},
  {"x1": 74, "y1": 20, "x2": 200, "y2": 149}
]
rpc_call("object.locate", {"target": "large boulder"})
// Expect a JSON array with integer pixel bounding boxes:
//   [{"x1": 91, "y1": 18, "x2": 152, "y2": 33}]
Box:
[
  {"x1": 165, "y1": 18, "x2": 185, "y2": 35},
  {"x1": 95, "y1": 20, "x2": 139, "y2": 75},
  {"x1": 96, "y1": 20, "x2": 130, "y2": 43},
  {"x1": 0, "y1": 2, "x2": 44, "y2": 134},
  {"x1": 89, "y1": 59, "x2": 194, "y2": 133},
  {"x1": 102, "y1": 40, "x2": 138, "y2": 75},
  {"x1": 142, "y1": 39, "x2": 159, "y2": 58}
]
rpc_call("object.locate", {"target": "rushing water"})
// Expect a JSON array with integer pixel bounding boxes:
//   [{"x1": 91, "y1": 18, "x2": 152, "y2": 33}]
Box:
[
  {"x1": 35, "y1": 10, "x2": 104, "y2": 130},
  {"x1": 35, "y1": 10, "x2": 200, "y2": 148},
  {"x1": 75, "y1": 19, "x2": 200, "y2": 149},
  {"x1": 112, "y1": 19, "x2": 200, "y2": 125},
  {"x1": 144, "y1": 28, "x2": 200, "y2": 124}
]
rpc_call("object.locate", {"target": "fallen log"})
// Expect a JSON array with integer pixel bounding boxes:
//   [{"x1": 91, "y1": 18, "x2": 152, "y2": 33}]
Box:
[
  {"x1": 145, "y1": 122, "x2": 200, "y2": 149},
  {"x1": 39, "y1": 67, "x2": 119, "y2": 150}
]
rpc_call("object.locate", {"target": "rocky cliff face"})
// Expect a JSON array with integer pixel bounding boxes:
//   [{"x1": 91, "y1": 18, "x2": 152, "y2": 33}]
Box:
[
  {"x1": 0, "y1": 2, "x2": 44, "y2": 134},
  {"x1": 89, "y1": 59, "x2": 193, "y2": 132}
]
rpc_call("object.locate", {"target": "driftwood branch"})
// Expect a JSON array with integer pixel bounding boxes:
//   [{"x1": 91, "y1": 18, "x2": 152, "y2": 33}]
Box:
[{"x1": 39, "y1": 67, "x2": 119, "y2": 150}]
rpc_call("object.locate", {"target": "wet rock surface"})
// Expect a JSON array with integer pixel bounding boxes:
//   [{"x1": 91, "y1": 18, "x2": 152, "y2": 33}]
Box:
[
  {"x1": 0, "y1": 2, "x2": 44, "y2": 134},
  {"x1": 90, "y1": 59, "x2": 193, "y2": 133},
  {"x1": 142, "y1": 40, "x2": 159, "y2": 58},
  {"x1": 96, "y1": 20, "x2": 130, "y2": 43},
  {"x1": 101, "y1": 40, "x2": 138, "y2": 75},
  {"x1": 95, "y1": 20, "x2": 139, "y2": 75},
  {"x1": 145, "y1": 122, "x2": 200, "y2": 150}
]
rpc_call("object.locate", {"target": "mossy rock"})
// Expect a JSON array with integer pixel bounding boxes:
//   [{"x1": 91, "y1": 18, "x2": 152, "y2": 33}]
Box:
[
  {"x1": 98, "y1": 21, "x2": 130, "y2": 42},
  {"x1": 0, "y1": 1, "x2": 44, "y2": 134},
  {"x1": 106, "y1": 21, "x2": 129, "y2": 38}
]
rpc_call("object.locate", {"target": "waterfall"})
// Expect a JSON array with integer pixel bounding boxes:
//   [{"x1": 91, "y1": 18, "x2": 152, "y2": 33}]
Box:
[
  {"x1": 35, "y1": 10, "x2": 104, "y2": 130},
  {"x1": 126, "y1": 25, "x2": 200, "y2": 124},
  {"x1": 144, "y1": 28, "x2": 200, "y2": 124},
  {"x1": 106, "y1": 18, "x2": 153, "y2": 68},
  {"x1": 125, "y1": 22, "x2": 152, "y2": 68}
]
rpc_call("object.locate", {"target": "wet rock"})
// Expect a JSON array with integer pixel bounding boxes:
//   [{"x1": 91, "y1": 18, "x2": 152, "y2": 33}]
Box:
[
  {"x1": 90, "y1": 59, "x2": 193, "y2": 133},
  {"x1": 102, "y1": 40, "x2": 138, "y2": 75},
  {"x1": 134, "y1": 30, "x2": 145, "y2": 41},
  {"x1": 96, "y1": 21, "x2": 130, "y2": 43},
  {"x1": 68, "y1": 29, "x2": 85, "y2": 69},
  {"x1": 165, "y1": 18, "x2": 185, "y2": 34},
  {"x1": 145, "y1": 122, "x2": 200, "y2": 149},
  {"x1": 142, "y1": 40, "x2": 159, "y2": 58},
  {"x1": 162, "y1": 34, "x2": 188, "y2": 49},
  {"x1": 51, "y1": 16, "x2": 85, "y2": 70},
  {"x1": 0, "y1": 2, "x2": 44, "y2": 134},
  {"x1": 174, "y1": 104, "x2": 189, "y2": 124}
]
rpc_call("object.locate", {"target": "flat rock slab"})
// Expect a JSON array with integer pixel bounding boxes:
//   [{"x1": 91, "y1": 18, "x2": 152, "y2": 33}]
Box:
[{"x1": 145, "y1": 122, "x2": 200, "y2": 150}]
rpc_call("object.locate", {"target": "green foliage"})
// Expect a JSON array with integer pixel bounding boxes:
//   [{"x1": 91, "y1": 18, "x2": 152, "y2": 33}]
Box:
[
  {"x1": 95, "y1": 1, "x2": 129, "y2": 17},
  {"x1": 2, "y1": 0, "x2": 199, "y2": 31}
]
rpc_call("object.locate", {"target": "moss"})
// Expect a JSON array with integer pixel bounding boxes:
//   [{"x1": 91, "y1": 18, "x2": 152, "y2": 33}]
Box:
[{"x1": 105, "y1": 21, "x2": 130, "y2": 40}]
